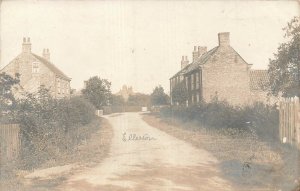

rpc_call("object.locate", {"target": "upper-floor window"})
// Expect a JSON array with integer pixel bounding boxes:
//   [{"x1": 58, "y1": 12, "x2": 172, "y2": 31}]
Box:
[
  {"x1": 196, "y1": 73, "x2": 199, "y2": 89},
  {"x1": 32, "y1": 62, "x2": 39, "y2": 73},
  {"x1": 180, "y1": 76, "x2": 183, "y2": 82},
  {"x1": 185, "y1": 77, "x2": 188, "y2": 90},
  {"x1": 65, "y1": 83, "x2": 69, "y2": 94},
  {"x1": 62, "y1": 83, "x2": 65, "y2": 94},
  {"x1": 57, "y1": 79, "x2": 61, "y2": 94},
  {"x1": 191, "y1": 74, "x2": 194, "y2": 90}
]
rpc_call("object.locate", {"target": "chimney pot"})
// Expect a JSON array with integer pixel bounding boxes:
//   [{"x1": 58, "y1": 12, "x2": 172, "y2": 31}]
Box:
[
  {"x1": 181, "y1": 55, "x2": 189, "y2": 69},
  {"x1": 198, "y1": 46, "x2": 207, "y2": 57},
  {"x1": 218, "y1": 32, "x2": 230, "y2": 47},
  {"x1": 22, "y1": 37, "x2": 31, "y2": 53},
  {"x1": 43, "y1": 48, "x2": 50, "y2": 61},
  {"x1": 192, "y1": 46, "x2": 199, "y2": 62}
]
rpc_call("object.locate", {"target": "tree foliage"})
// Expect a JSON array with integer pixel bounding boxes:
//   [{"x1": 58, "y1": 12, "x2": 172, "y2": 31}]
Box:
[
  {"x1": 111, "y1": 94, "x2": 125, "y2": 106},
  {"x1": 127, "y1": 93, "x2": 150, "y2": 106},
  {"x1": 13, "y1": 87, "x2": 96, "y2": 168},
  {"x1": 150, "y1": 85, "x2": 169, "y2": 105},
  {"x1": 172, "y1": 81, "x2": 188, "y2": 105},
  {"x1": 82, "y1": 76, "x2": 112, "y2": 109},
  {"x1": 0, "y1": 72, "x2": 20, "y2": 113},
  {"x1": 268, "y1": 16, "x2": 300, "y2": 97}
]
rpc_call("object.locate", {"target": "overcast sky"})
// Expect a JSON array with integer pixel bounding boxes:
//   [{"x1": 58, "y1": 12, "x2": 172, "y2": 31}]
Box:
[{"x1": 0, "y1": 0, "x2": 299, "y2": 94}]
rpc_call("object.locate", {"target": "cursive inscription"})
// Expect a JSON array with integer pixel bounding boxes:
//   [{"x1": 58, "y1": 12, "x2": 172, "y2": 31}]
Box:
[{"x1": 122, "y1": 132, "x2": 156, "y2": 142}]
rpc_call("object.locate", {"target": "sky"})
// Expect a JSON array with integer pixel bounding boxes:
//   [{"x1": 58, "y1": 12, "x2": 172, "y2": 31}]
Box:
[{"x1": 0, "y1": 0, "x2": 299, "y2": 94}]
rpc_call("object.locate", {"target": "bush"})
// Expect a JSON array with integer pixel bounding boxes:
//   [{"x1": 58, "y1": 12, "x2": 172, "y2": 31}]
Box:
[
  {"x1": 160, "y1": 101, "x2": 279, "y2": 140},
  {"x1": 6, "y1": 89, "x2": 97, "y2": 169}
]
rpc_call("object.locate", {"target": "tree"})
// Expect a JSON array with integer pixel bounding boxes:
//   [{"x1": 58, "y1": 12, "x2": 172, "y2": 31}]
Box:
[
  {"x1": 81, "y1": 76, "x2": 112, "y2": 109},
  {"x1": 0, "y1": 72, "x2": 20, "y2": 113},
  {"x1": 127, "y1": 93, "x2": 150, "y2": 106},
  {"x1": 172, "y1": 81, "x2": 188, "y2": 105},
  {"x1": 268, "y1": 16, "x2": 300, "y2": 97},
  {"x1": 150, "y1": 85, "x2": 169, "y2": 105},
  {"x1": 111, "y1": 94, "x2": 125, "y2": 106}
]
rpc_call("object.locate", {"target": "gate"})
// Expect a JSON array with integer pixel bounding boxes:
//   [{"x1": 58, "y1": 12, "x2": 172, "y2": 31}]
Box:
[{"x1": 0, "y1": 124, "x2": 20, "y2": 162}]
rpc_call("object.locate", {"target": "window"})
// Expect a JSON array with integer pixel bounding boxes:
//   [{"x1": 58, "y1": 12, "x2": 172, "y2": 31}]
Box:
[
  {"x1": 185, "y1": 77, "x2": 188, "y2": 90},
  {"x1": 57, "y1": 79, "x2": 61, "y2": 94},
  {"x1": 191, "y1": 74, "x2": 194, "y2": 90},
  {"x1": 197, "y1": 93, "x2": 200, "y2": 103},
  {"x1": 196, "y1": 73, "x2": 199, "y2": 89},
  {"x1": 180, "y1": 76, "x2": 183, "y2": 82},
  {"x1": 32, "y1": 62, "x2": 39, "y2": 73}
]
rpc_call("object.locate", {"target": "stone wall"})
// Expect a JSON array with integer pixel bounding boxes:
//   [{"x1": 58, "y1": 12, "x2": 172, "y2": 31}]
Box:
[
  {"x1": 201, "y1": 46, "x2": 251, "y2": 106},
  {"x1": 1, "y1": 53, "x2": 70, "y2": 99}
]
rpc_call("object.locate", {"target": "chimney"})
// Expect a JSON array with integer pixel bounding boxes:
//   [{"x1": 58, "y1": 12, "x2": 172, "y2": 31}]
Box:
[
  {"x1": 22, "y1": 37, "x2": 31, "y2": 53},
  {"x1": 198, "y1": 46, "x2": 207, "y2": 57},
  {"x1": 192, "y1": 46, "x2": 199, "y2": 62},
  {"x1": 43, "y1": 48, "x2": 50, "y2": 61},
  {"x1": 218, "y1": 32, "x2": 230, "y2": 47},
  {"x1": 181, "y1": 56, "x2": 189, "y2": 69}
]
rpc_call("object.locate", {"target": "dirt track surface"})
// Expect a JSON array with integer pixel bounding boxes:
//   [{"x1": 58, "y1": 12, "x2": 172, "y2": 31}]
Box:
[{"x1": 62, "y1": 112, "x2": 234, "y2": 191}]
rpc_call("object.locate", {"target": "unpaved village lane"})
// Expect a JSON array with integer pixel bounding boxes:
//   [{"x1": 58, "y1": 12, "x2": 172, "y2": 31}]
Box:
[{"x1": 63, "y1": 112, "x2": 234, "y2": 191}]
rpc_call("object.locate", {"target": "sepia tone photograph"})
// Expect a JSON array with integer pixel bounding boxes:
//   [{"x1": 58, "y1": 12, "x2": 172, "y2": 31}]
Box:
[{"x1": 0, "y1": 0, "x2": 299, "y2": 190}]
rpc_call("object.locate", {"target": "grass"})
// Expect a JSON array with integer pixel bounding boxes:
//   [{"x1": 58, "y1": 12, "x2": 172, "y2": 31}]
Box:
[
  {"x1": 0, "y1": 117, "x2": 114, "y2": 191},
  {"x1": 142, "y1": 113, "x2": 300, "y2": 191}
]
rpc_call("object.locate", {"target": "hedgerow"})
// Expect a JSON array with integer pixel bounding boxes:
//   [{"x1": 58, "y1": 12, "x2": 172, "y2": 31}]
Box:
[
  {"x1": 160, "y1": 100, "x2": 279, "y2": 140},
  {"x1": 6, "y1": 88, "x2": 97, "y2": 169}
]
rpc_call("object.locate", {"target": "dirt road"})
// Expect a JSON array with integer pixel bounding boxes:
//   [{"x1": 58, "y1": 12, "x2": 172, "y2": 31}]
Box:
[{"x1": 62, "y1": 112, "x2": 233, "y2": 191}]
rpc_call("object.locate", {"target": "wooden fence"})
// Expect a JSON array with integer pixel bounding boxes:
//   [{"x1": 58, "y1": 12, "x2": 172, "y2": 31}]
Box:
[
  {"x1": 279, "y1": 97, "x2": 300, "y2": 149},
  {"x1": 0, "y1": 124, "x2": 20, "y2": 162}
]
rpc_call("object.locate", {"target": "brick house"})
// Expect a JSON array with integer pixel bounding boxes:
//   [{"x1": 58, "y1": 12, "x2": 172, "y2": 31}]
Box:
[
  {"x1": 170, "y1": 32, "x2": 271, "y2": 106},
  {"x1": 0, "y1": 37, "x2": 71, "y2": 99}
]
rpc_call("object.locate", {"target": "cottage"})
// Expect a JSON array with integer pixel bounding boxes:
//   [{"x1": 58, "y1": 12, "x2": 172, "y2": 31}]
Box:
[
  {"x1": 0, "y1": 37, "x2": 71, "y2": 99},
  {"x1": 170, "y1": 32, "x2": 271, "y2": 106}
]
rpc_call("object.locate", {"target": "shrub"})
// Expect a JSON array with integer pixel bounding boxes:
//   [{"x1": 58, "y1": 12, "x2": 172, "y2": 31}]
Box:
[
  {"x1": 160, "y1": 101, "x2": 279, "y2": 140},
  {"x1": 6, "y1": 89, "x2": 97, "y2": 169}
]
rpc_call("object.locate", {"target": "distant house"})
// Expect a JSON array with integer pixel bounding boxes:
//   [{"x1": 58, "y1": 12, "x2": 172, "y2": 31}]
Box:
[
  {"x1": 0, "y1": 37, "x2": 71, "y2": 99},
  {"x1": 116, "y1": 85, "x2": 135, "y2": 101},
  {"x1": 170, "y1": 32, "x2": 272, "y2": 106}
]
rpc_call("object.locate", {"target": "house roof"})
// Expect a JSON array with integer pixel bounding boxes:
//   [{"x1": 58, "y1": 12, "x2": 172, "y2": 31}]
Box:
[
  {"x1": 185, "y1": 47, "x2": 219, "y2": 73},
  {"x1": 32, "y1": 54, "x2": 71, "y2": 81},
  {"x1": 249, "y1": 70, "x2": 269, "y2": 90},
  {"x1": 170, "y1": 47, "x2": 219, "y2": 79}
]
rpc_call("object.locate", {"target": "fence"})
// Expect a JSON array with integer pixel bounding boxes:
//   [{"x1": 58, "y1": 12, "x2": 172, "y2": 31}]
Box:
[
  {"x1": 279, "y1": 97, "x2": 300, "y2": 149},
  {"x1": 0, "y1": 124, "x2": 20, "y2": 162}
]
